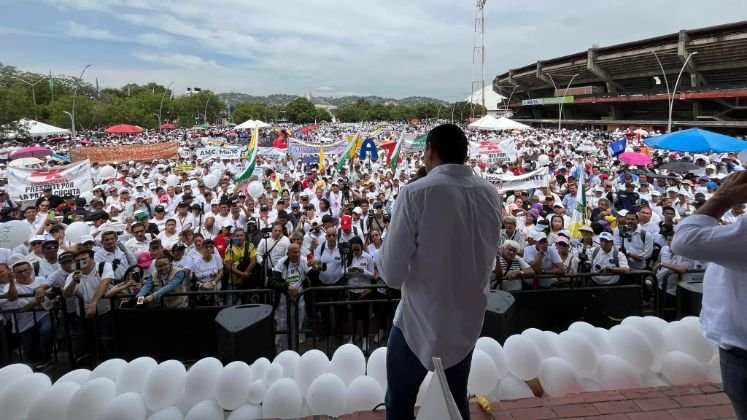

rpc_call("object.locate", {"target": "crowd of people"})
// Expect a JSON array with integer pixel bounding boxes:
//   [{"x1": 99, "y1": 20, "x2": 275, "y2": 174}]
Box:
[{"x1": 0, "y1": 120, "x2": 745, "y2": 369}]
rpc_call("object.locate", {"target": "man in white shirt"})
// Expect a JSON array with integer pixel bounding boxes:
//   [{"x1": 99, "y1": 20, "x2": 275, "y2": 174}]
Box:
[
  {"x1": 613, "y1": 212, "x2": 654, "y2": 270},
  {"x1": 589, "y1": 232, "x2": 630, "y2": 285},
  {"x1": 256, "y1": 222, "x2": 291, "y2": 277},
  {"x1": 672, "y1": 171, "x2": 747, "y2": 418},
  {"x1": 378, "y1": 124, "x2": 501, "y2": 419}
]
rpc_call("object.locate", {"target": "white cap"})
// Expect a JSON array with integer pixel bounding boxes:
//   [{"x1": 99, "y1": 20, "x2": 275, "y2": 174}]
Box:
[
  {"x1": 617, "y1": 209, "x2": 629, "y2": 217},
  {"x1": 78, "y1": 235, "x2": 95, "y2": 244}
]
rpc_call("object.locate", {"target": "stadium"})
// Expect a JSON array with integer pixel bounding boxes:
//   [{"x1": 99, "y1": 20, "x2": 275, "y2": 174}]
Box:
[{"x1": 493, "y1": 20, "x2": 747, "y2": 133}]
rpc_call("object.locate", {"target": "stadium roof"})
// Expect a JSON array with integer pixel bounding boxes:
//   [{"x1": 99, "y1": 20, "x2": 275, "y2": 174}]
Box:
[{"x1": 494, "y1": 21, "x2": 747, "y2": 97}]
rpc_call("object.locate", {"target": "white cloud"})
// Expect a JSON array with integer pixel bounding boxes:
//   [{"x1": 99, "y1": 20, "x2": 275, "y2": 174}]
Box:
[
  {"x1": 66, "y1": 21, "x2": 124, "y2": 41},
  {"x1": 133, "y1": 52, "x2": 221, "y2": 69},
  {"x1": 135, "y1": 33, "x2": 173, "y2": 48}
]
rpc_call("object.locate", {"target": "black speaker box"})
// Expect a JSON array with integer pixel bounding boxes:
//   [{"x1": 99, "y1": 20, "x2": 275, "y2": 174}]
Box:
[
  {"x1": 215, "y1": 304, "x2": 275, "y2": 364},
  {"x1": 481, "y1": 290, "x2": 516, "y2": 343}
]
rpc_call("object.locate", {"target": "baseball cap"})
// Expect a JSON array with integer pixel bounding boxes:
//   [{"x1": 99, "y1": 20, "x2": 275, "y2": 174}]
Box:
[
  {"x1": 58, "y1": 251, "x2": 75, "y2": 263},
  {"x1": 136, "y1": 252, "x2": 152, "y2": 269},
  {"x1": 599, "y1": 232, "x2": 614, "y2": 242},
  {"x1": 352, "y1": 207, "x2": 362, "y2": 215},
  {"x1": 159, "y1": 194, "x2": 169, "y2": 203},
  {"x1": 340, "y1": 215, "x2": 352, "y2": 230},
  {"x1": 222, "y1": 219, "x2": 234, "y2": 228},
  {"x1": 210, "y1": 198, "x2": 220, "y2": 205},
  {"x1": 134, "y1": 210, "x2": 149, "y2": 220},
  {"x1": 578, "y1": 225, "x2": 594, "y2": 233},
  {"x1": 30, "y1": 235, "x2": 46, "y2": 244},
  {"x1": 555, "y1": 236, "x2": 569, "y2": 245},
  {"x1": 290, "y1": 202, "x2": 300, "y2": 209},
  {"x1": 617, "y1": 209, "x2": 629, "y2": 217},
  {"x1": 78, "y1": 235, "x2": 95, "y2": 244},
  {"x1": 260, "y1": 205, "x2": 269, "y2": 212},
  {"x1": 532, "y1": 231, "x2": 547, "y2": 241}
]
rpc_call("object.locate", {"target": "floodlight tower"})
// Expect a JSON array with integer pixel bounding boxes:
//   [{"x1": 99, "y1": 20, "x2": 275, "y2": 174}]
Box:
[{"x1": 471, "y1": 0, "x2": 487, "y2": 117}]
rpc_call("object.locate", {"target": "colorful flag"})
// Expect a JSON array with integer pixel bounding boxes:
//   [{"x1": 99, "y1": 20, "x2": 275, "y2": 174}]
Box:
[
  {"x1": 274, "y1": 171, "x2": 283, "y2": 192},
  {"x1": 608, "y1": 138, "x2": 627, "y2": 156},
  {"x1": 389, "y1": 131, "x2": 407, "y2": 170},
  {"x1": 568, "y1": 170, "x2": 588, "y2": 239},
  {"x1": 337, "y1": 132, "x2": 360, "y2": 171},
  {"x1": 233, "y1": 125, "x2": 259, "y2": 182},
  {"x1": 318, "y1": 144, "x2": 325, "y2": 171}
]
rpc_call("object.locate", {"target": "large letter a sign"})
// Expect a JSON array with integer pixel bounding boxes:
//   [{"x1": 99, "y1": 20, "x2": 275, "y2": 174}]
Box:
[{"x1": 358, "y1": 138, "x2": 379, "y2": 161}]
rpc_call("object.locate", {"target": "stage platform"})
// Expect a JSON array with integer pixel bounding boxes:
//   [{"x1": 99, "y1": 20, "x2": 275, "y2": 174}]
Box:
[{"x1": 341, "y1": 383, "x2": 735, "y2": 419}]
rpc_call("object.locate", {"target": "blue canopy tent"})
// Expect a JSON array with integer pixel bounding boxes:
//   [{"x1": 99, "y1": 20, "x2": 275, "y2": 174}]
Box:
[{"x1": 644, "y1": 128, "x2": 747, "y2": 153}]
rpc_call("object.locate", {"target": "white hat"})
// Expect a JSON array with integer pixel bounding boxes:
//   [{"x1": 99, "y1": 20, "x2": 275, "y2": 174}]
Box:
[
  {"x1": 352, "y1": 207, "x2": 362, "y2": 215},
  {"x1": 617, "y1": 209, "x2": 629, "y2": 217},
  {"x1": 78, "y1": 235, "x2": 95, "y2": 244},
  {"x1": 222, "y1": 219, "x2": 234, "y2": 228},
  {"x1": 531, "y1": 231, "x2": 547, "y2": 241},
  {"x1": 30, "y1": 235, "x2": 46, "y2": 243},
  {"x1": 210, "y1": 198, "x2": 220, "y2": 205}
]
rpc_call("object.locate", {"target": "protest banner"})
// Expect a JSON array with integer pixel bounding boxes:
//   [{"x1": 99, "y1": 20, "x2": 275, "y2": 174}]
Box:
[
  {"x1": 288, "y1": 138, "x2": 347, "y2": 156},
  {"x1": 485, "y1": 167, "x2": 549, "y2": 191},
  {"x1": 8, "y1": 160, "x2": 93, "y2": 202},
  {"x1": 194, "y1": 147, "x2": 243, "y2": 160},
  {"x1": 70, "y1": 142, "x2": 179, "y2": 164}
]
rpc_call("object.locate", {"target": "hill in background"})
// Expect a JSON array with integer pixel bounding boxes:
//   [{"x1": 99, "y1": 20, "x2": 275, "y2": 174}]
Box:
[{"x1": 218, "y1": 92, "x2": 449, "y2": 107}]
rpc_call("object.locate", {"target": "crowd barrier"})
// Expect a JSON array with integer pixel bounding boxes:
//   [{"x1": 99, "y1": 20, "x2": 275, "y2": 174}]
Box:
[{"x1": 4, "y1": 269, "x2": 708, "y2": 368}]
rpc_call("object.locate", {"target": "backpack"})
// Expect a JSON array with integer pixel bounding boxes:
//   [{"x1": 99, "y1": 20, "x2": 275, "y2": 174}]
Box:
[
  {"x1": 32, "y1": 261, "x2": 40, "y2": 276},
  {"x1": 591, "y1": 247, "x2": 620, "y2": 268}
]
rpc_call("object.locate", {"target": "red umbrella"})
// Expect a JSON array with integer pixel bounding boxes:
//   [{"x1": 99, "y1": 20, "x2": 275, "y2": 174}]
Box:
[
  {"x1": 105, "y1": 124, "x2": 144, "y2": 134},
  {"x1": 160, "y1": 123, "x2": 177, "y2": 130},
  {"x1": 10, "y1": 146, "x2": 53, "y2": 160}
]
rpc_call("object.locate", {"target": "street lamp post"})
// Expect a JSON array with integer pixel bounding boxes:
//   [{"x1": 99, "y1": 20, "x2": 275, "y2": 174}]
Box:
[
  {"x1": 545, "y1": 73, "x2": 579, "y2": 130},
  {"x1": 649, "y1": 49, "x2": 698, "y2": 133},
  {"x1": 71, "y1": 64, "x2": 92, "y2": 139},
  {"x1": 158, "y1": 81, "x2": 174, "y2": 131},
  {"x1": 153, "y1": 112, "x2": 161, "y2": 129},
  {"x1": 203, "y1": 92, "x2": 212, "y2": 126},
  {"x1": 62, "y1": 111, "x2": 73, "y2": 136},
  {"x1": 9, "y1": 76, "x2": 44, "y2": 120}
]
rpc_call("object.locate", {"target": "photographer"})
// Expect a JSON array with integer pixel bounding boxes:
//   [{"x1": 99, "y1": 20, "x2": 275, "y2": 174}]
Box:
[
  {"x1": 613, "y1": 212, "x2": 654, "y2": 270},
  {"x1": 137, "y1": 253, "x2": 188, "y2": 309},
  {"x1": 95, "y1": 230, "x2": 137, "y2": 283},
  {"x1": 590, "y1": 232, "x2": 630, "y2": 285},
  {"x1": 105, "y1": 265, "x2": 144, "y2": 304},
  {"x1": 345, "y1": 236, "x2": 375, "y2": 352},
  {"x1": 256, "y1": 222, "x2": 291, "y2": 284}
]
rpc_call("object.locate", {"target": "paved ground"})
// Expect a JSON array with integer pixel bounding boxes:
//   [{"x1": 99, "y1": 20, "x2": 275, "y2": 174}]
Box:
[{"x1": 340, "y1": 383, "x2": 735, "y2": 419}]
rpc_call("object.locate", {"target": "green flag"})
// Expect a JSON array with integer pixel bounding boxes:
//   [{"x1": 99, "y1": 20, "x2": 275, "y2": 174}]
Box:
[
  {"x1": 390, "y1": 131, "x2": 407, "y2": 170},
  {"x1": 336, "y1": 131, "x2": 360, "y2": 172},
  {"x1": 233, "y1": 125, "x2": 260, "y2": 182}
]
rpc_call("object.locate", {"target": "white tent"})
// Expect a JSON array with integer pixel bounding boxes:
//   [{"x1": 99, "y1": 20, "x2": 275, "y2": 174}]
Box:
[
  {"x1": 466, "y1": 86, "x2": 505, "y2": 115},
  {"x1": 12, "y1": 118, "x2": 70, "y2": 138},
  {"x1": 235, "y1": 119, "x2": 271, "y2": 129},
  {"x1": 468, "y1": 115, "x2": 529, "y2": 131}
]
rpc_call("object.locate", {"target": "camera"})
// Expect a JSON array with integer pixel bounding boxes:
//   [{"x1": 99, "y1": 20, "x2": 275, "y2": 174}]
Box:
[
  {"x1": 619, "y1": 225, "x2": 633, "y2": 240},
  {"x1": 320, "y1": 263, "x2": 327, "y2": 272},
  {"x1": 577, "y1": 249, "x2": 591, "y2": 273}
]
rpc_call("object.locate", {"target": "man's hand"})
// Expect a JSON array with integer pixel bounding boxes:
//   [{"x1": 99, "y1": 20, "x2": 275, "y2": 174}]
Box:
[
  {"x1": 34, "y1": 288, "x2": 46, "y2": 301},
  {"x1": 144, "y1": 295, "x2": 154, "y2": 305},
  {"x1": 712, "y1": 171, "x2": 747, "y2": 207},
  {"x1": 288, "y1": 286, "x2": 299, "y2": 301},
  {"x1": 85, "y1": 305, "x2": 97, "y2": 319}
]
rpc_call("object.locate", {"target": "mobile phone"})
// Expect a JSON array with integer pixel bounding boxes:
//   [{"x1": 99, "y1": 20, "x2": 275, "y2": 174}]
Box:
[
  {"x1": 75, "y1": 261, "x2": 82, "y2": 270},
  {"x1": 133, "y1": 271, "x2": 141, "y2": 282},
  {"x1": 136, "y1": 296, "x2": 145, "y2": 305}
]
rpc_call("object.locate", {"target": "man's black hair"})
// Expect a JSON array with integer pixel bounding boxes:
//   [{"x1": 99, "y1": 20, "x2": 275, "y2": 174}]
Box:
[{"x1": 425, "y1": 124, "x2": 468, "y2": 165}]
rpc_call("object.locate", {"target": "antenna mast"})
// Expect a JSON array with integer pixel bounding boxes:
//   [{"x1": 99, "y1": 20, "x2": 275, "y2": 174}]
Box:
[{"x1": 472, "y1": 0, "x2": 487, "y2": 117}]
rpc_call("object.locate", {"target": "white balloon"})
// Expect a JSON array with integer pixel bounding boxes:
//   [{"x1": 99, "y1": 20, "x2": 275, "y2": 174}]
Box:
[
  {"x1": 663, "y1": 321, "x2": 715, "y2": 365},
  {"x1": 644, "y1": 315, "x2": 669, "y2": 331},
  {"x1": 210, "y1": 169, "x2": 223, "y2": 179},
  {"x1": 609, "y1": 325, "x2": 655, "y2": 372},
  {"x1": 248, "y1": 181, "x2": 264, "y2": 199},
  {"x1": 496, "y1": 375, "x2": 535, "y2": 401},
  {"x1": 468, "y1": 349, "x2": 499, "y2": 395},
  {"x1": 476, "y1": 337, "x2": 508, "y2": 379},
  {"x1": 581, "y1": 378, "x2": 604, "y2": 392},
  {"x1": 539, "y1": 357, "x2": 584, "y2": 398},
  {"x1": 143, "y1": 360, "x2": 187, "y2": 411},
  {"x1": 680, "y1": 316, "x2": 701, "y2": 330},
  {"x1": 147, "y1": 407, "x2": 184, "y2": 420},
  {"x1": 67, "y1": 377, "x2": 116, "y2": 420},
  {"x1": 216, "y1": 361, "x2": 252, "y2": 410},
  {"x1": 91, "y1": 358, "x2": 128, "y2": 382},
  {"x1": 556, "y1": 331, "x2": 597, "y2": 378},
  {"x1": 148, "y1": 406, "x2": 184, "y2": 420},
  {"x1": 295, "y1": 349, "x2": 330, "y2": 396},
  {"x1": 166, "y1": 174, "x2": 179, "y2": 187},
  {"x1": 65, "y1": 221, "x2": 91, "y2": 244},
  {"x1": 640, "y1": 372, "x2": 670, "y2": 388},
  {"x1": 660, "y1": 351, "x2": 708, "y2": 385},
  {"x1": 307, "y1": 373, "x2": 347, "y2": 416},
  {"x1": 115, "y1": 357, "x2": 157, "y2": 395},
  {"x1": 0, "y1": 220, "x2": 32, "y2": 249},
  {"x1": 594, "y1": 355, "x2": 643, "y2": 390},
  {"x1": 0, "y1": 372, "x2": 51, "y2": 420},
  {"x1": 98, "y1": 392, "x2": 147, "y2": 420},
  {"x1": 227, "y1": 403, "x2": 263, "y2": 420},
  {"x1": 262, "y1": 378, "x2": 303, "y2": 419},
  {"x1": 184, "y1": 400, "x2": 223, "y2": 420},
  {"x1": 184, "y1": 357, "x2": 223, "y2": 404},
  {"x1": 264, "y1": 363, "x2": 283, "y2": 387},
  {"x1": 203, "y1": 174, "x2": 219, "y2": 189},
  {"x1": 331, "y1": 344, "x2": 366, "y2": 386},
  {"x1": 347, "y1": 375, "x2": 385, "y2": 413},
  {"x1": 520, "y1": 329, "x2": 558, "y2": 360},
  {"x1": 0, "y1": 364, "x2": 32, "y2": 393},
  {"x1": 247, "y1": 380, "x2": 267, "y2": 405},
  {"x1": 706, "y1": 357, "x2": 722, "y2": 384},
  {"x1": 621, "y1": 316, "x2": 666, "y2": 370},
  {"x1": 274, "y1": 350, "x2": 300, "y2": 379},
  {"x1": 28, "y1": 381, "x2": 79, "y2": 420},
  {"x1": 569, "y1": 322, "x2": 611, "y2": 355},
  {"x1": 366, "y1": 347, "x2": 388, "y2": 392},
  {"x1": 189, "y1": 180, "x2": 199, "y2": 189},
  {"x1": 537, "y1": 154, "x2": 550, "y2": 166},
  {"x1": 503, "y1": 335, "x2": 542, "y2": 381},
  {"x1": 251, "y1": 357, "x2": 271, "y2": 382},
  {"x1": 56, "y1": 368, "x2": 91, "y2": 386},
  {"x1": 98, "y1": 165, "x2": 116, "y2": 179}
]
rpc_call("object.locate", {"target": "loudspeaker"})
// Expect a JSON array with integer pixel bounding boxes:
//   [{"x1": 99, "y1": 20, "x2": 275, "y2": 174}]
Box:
[
  {"x1": 481, "y1": 290, "x2": 515, "y2": 343},
  {"x1": 216, "y1": 304, "x2": 275, "y2": 364}
]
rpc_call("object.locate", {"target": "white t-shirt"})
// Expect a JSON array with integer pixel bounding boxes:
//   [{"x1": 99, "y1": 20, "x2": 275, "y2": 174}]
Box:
[
  {"x1": 0, "y1": 277, "x2": 51, "y2": 333},
  {"x1": 188, "y1": 255, "x2": 223, "y2": 288},
  {"x1": 65, "y1": 262, "x2": 114, "y2": 315}
]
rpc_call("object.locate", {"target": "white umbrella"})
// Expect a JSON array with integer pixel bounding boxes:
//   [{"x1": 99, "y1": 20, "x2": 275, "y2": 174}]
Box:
[{"x1": 9, "y1": 157, "x2": 44, "y2": 167}]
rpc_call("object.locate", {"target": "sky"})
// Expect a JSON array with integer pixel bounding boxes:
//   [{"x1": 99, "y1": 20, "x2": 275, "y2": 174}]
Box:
[{"x1": 1, "y1": 0, "x2": 745, "y2": 100}]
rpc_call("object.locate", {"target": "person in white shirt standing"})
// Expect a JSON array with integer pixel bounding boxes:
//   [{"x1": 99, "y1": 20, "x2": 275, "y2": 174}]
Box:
[
  {"x1": 672, "y1": 171, "x2": 747, "y2": 419},
  {"x1": 378, "y1": 124, "x2": 501, "y2": 420}
]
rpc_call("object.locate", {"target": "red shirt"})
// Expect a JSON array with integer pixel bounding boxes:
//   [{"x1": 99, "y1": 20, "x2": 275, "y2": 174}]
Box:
[{"x1": 213, "y1": 234, "x2": 230, "y2": 258}]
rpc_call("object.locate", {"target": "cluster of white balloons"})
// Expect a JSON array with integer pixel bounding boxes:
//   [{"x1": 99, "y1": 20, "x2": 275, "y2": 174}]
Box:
[
  {"x1": 0, "y1": 316, "x2": 720, "y2": 420},
  {"x1": 466, "y1": 315, "x2": 721, "y2": 403},
  {"x1": 0, "y1": 344, "x2": 387, "y2": 420}
]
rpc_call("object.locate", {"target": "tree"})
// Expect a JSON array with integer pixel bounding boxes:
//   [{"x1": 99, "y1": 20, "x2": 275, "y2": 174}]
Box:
[
  {"x1": 171, "y1": 91, "x2": 225, "y2": 127},
  {"x1": 233, "y1": 102, "x2": 278, "y2": 124},
  {"x1": 284, "y1": 98, "x2": 319, "y2": 123}
]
